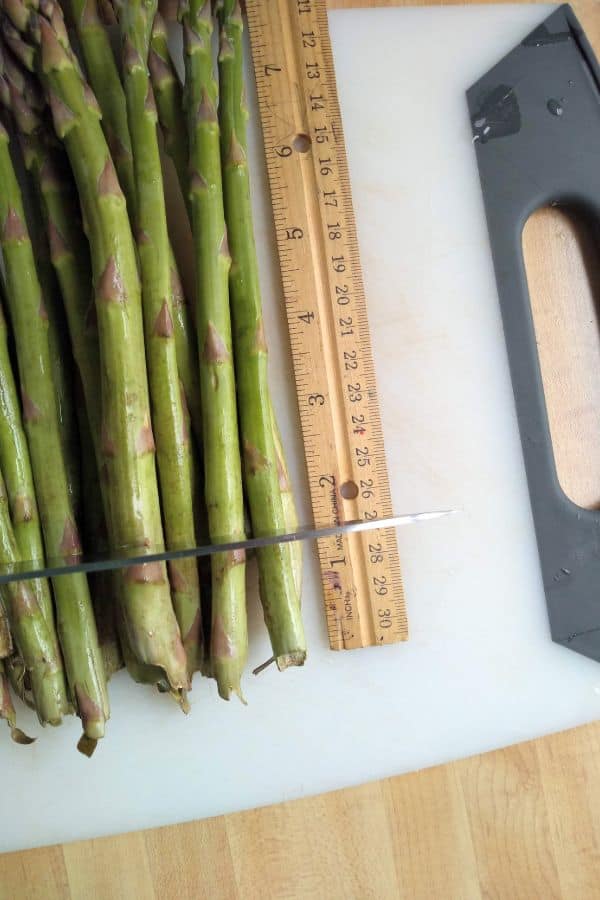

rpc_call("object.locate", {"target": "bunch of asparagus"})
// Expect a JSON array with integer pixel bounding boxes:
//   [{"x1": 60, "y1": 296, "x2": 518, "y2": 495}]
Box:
[{"x1": 0, "y1": 0, "x2": 305, "y2": 753}]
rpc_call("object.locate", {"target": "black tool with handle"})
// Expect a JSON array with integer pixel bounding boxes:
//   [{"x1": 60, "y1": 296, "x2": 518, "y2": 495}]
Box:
[{"x1": 468, "y1": 4, "x2": 600, "y2": 661}]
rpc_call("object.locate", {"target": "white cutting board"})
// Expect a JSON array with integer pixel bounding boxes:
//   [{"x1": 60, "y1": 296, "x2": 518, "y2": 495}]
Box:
[{"x1": 6, "y1": 3, "x2": 599, "y2": 856}]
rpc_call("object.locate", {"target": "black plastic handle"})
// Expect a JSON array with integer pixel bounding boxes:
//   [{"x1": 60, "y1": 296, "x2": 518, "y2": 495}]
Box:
[{"x1": 468, "y1": 5, "x2": 600, "y2": 660}]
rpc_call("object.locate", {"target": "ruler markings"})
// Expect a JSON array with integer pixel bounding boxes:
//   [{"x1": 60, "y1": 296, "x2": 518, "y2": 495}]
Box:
[{"x1": 247, "y1": 0, "x2": 407, "y2": 648}]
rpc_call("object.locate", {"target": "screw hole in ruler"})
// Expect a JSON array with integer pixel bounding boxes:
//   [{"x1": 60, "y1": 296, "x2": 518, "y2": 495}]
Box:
[
  {"x1": 340, "y1": 480, "x2": 359, "y2": 500},
  {"x1": 292, "y1": 132, "x2": 312, "y2": 153}
]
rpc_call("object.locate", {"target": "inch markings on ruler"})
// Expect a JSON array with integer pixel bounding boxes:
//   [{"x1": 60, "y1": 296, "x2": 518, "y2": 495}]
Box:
[{"x1": 247, "y1": 0, "x2": 407, "y2": 649}]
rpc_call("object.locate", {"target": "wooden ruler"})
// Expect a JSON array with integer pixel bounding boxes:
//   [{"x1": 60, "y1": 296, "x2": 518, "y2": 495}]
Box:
[{"x1": 246, "y1": 0, "x2": 407, "y2": 649}]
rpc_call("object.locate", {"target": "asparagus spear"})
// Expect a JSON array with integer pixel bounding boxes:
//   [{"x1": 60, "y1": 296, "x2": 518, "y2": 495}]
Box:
[
  {"x1": 26, "y1": 192, "x2": 81, "y2": 517},
  {"x1": 149, "y1": 11, "x2": 189, "y2": 211},
  {"x1": 3, "y1": 37, "x2": 194, "y2": 690},
  {"x1": 0, "y1": 118, "x2": 108, "y2": 738},
  {"x1": 4, "y1": 652, "x2": 30, "y2": 707},
  {"x1": 0, "y1": 596, "x2": 11, "y2": 658},
  {"x1": 0, "y1": 658, "x2": 35, "y2": 743},
  {"x1": 29, "y1": 240, "x2": 80, "y2": 520},
  {"x1": 63, "y1": 0, "x2": 201, "y2": 443},
  {"x1": 0, "y1": 47, "x2": 81, "y2": 515},
  {"x1": 63, "y1": 0, "x2": 137, "y2": 213},
  {"x1": 0, "y1": 277, "x2": 66, "y2": 661},
  {"x1": 93, "y1": 583, "x2": 124, "y2": 680},
  {"x1": 2, "y1": 56, "x2": 136, "y2": 688},
  {"x1": 3, "y1": 0, "x2": 189, "y2": 692},
  {"x1": 217, "y1": 0, "x2": 305, "y2": 668},
  {"x1": 170, "y1": 254, "x2": 202, "y2": 445},
  {"x1": 182, "y1": 0, "x2": 247, "y2": 699},
  {"x1": 2, "y1": 46, "x2": 159, "y2": 685},
  {"x1": 96, "y1": 0, "x2": 118, "y2": 25},
  {"x1": 118, "y1": 0, "x2": 202, "y2": 676},
  {"x1": 0, "y1": 456, "x2": 67, "y2": 726},
  {"x1": 5, "y1": 78, "x2": 100, "y2": 429},
  {"x1": 77, "y1": 382, "x2": 124, "y2": 680},
  {"x1": 270, "y1": 402, "x2": 302, "y2": 600}
]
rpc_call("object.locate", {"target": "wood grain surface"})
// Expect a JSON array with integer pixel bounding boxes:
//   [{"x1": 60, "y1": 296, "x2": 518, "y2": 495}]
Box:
[
  {"x1": 2, "y1": 720, "x2": 600, "y2": 899},
  {"x1": 525, "y1": 210, "x2": 600, "y2": 510},
  {"x1": 3, "y1": 0, "x2": 600, "y2": 897}
]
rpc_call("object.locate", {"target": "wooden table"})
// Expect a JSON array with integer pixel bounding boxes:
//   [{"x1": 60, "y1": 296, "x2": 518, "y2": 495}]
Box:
[
  {"x1": 3, "y1": 721, "x2": 600, "y2": 898},
  {"x1": 3, "y1": 1, "x2": 600, "y2": 896}
]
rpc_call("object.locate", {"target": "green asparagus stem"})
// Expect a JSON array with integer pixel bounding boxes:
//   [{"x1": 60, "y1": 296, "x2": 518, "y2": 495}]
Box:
[
  {"x1": 116, "y1": 595, "x2": 191, "y2": 710},
  {"x1": 97, "y1": 0, "x2": 118, "y2": 26},
  {"x1": 4, "y1": 652, "x2": 31, "y2": 708},
  {"x1": 169, "y1": 219, "x2": 202, "y2": 446},
  {"x1": 27, "y1": 197, "x2": 81, "y2": 515},
  {"x1": 182, "y1": 0, "x2": 247, "y2": 699},
  {"x1": 0, "y1": 596, "x2": 11, "y2": 658},
  {"x1": 55, "y1": 0, "x2": 203, "y2": 524},
  {"x1": 0, "y1": 457, "x2": 67, "y2": 725},
  {"x1": 18, "y1": 134, "x2": 99, "y2": 424},
  {"x1": 0, "y1": 119, "x2": 108, "y2": 738},
  {"x1": 3, "y1": 46, "x2": 193, "y2": 692},
  {"x1": 2, "y1": 59, "x2": 136, "y2": 690},
  {"x1": 270, "y1": 401, "x2": 302, "y2": 600},
  {"x1": 0, "y1": 281, "x2": 66, "y2": 665},
  {"x1": 0, "y1": 658, "x2": 35, "y2": 743},
  {"x1": 93, "y1": 581, "x2": 124, "y2": 680},
  {"x1": 0, "y1": 51, "x2": 101, "y2": 444},
  {"x1": 119, "y1": 0, "x2": 202, "y2": 677},
  {"x1": 77, "y1": 388, "x2": 124, "y2": 680},
  {"x1": 4, "y1": 0, "x2": 189, "y2": 692},
  {"x1": 0, "y1": 50, "x2": 82, "y2": 519},
  {"x1": 217, "y1": 0, "x2": 305, "y2": 668},
  {"x1": 64, "y1": 0, "x2": 200, "y2": 440},
  {"x1": 1, "y1": 50, "x2": 164, "y2": 691},
  {"x1": 149, "y1": 11, "x2": 189, "y2": 211},
  {"x1": 63, "y1": 0, "x2": 137, "y2": 214}
]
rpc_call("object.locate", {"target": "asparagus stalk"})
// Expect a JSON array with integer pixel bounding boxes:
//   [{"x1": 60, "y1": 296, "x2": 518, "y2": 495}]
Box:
[
  {"x1": 3, "y1": 60, "x2": 136, "y2": 687},
  {"x1": 0, "y1": 48, "x2": 81, "y2": 514},
  {"x1": 0, "y1": 46, "x2": 102, "y2": 438},
  {"x1": 4, "y1": 652, "x2": 31, "y2": 708},
  {"x1": 0, "y1": 658, "x2": 35, "y2": 743},
  {"x1": 0, "y1": 118, "x2": 108, "y2": 738},
  {"x1": 59, "y1": 0, "x2": 204, "y2": 587},
  {"x1": 4, "y1": 0, "x2": 189, "y2": 692},
  {"x1": 118, "y1": 0, "x2": 202, "y2": 676},
  {"x1": 0, "y1": 596, "x2": 11, "y2": 658},
  {"x1": 0, "y1": 458, "x2": 67, "y2": 726},
  {"x1": 3, "y1": 43, "x2": 193, "y2": 690},
  {"x1": 26, "y1": 192, "x2": 81, "y2": 516},
  {"x1": 63, "y1": 0, "x2": 200, "y2": 440},
  {"x1": 169, "y1": 251, "x2": 202, "y2": 446},
  {"x1": 2, "y1": 48, "x2": 161, "y2": 686},
  {"x1": 182, "y1": 0, "x2": 247, "y2": 699},
  {"x1": 0, "y1": 279, "x2": 66, "y2": 659},
  {"x1": 149, "y1": 11, "x2": 189, "y2": 210},
  {"x1": 217, "y1": 0, "x2": 305, "y2": 668},
  {"x1": 77, "y1": 382, "x2": 124, "y2": 680},
  {"x1": 97, "y1": 0, "x2": 118, "y2": 25},
  {"x1": 7, "y1": 82, "x2": 100, "y2": 431},
  {"x1": 63, "y1": 0, "x2": 137, "y2": 213},
  {"x1": 93, "y1": 582, "x2": 124, "y2": 680},
  {"x1": 270, "y1": 401, "x2": 302, "y2": 599}
]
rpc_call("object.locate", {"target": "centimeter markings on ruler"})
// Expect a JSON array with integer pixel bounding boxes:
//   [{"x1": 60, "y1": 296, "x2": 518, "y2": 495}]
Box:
[{"x1": 246, "y1": 0, "x2": 407, "y2": 649}]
